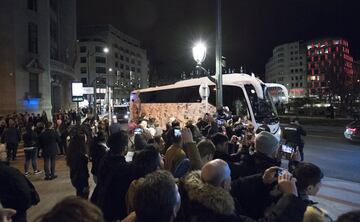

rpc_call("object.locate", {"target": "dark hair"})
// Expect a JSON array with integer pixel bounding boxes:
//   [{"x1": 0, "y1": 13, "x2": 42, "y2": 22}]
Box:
[
  {"x1": 132, "y1": 148, "x2": 161, "y2": 179},
  {"x1": 336, "y1": 211, "x2": 360, "y2": 222},
  {"x1": 197, "y1": 139, "x2": 216, "y2": 158},
  {"x1": 210, "y1": 133, "x2": 228, "y2": 147},
  {"x1": 107, "y1": 131, "x2": 128, "y2": 155},
  {"x1": 171, "y1": 120, "x2": 180, "y2": 128},
  {"x1": 293, "y1": 162, "x2": 324, "y2": 191},
  {"x1": 134, "y1": 171, "x2": 178, "y2": 222},
  {"x1": 37, "y1": 196, "x2": 104, "y2": 222},
  {"x1": 66, "y1": 134, "x2": 87, "y2": 168}
]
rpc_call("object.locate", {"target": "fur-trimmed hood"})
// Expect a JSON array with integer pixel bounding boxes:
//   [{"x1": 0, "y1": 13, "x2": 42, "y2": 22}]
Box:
[{"x1": 183, "y1": 171, "x2": 235, "y2": 216}]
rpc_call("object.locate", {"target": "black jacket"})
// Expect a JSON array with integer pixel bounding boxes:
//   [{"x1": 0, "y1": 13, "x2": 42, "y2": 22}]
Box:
[
  {"x1": 177, "y1": 171, "x2": 306, "y2": 222},
  {"x1": 22, "y1": 130, "x2": 38, "y2": 148},
  {"x1": 237, "y1": 152, "x2": 281, "y2": 178},
  {"x1": 3, "y1": 127, "x2": 20, "y2": 144},
  {"x1": 0, "y1": 162, "x2": 33, "y2": 212},
  {"x1": 38, "y1": 128, "x2": 60, "y2": 156},
  {"x1": 70, "y1": 155, "x2": 89, "y2": 188},
  {"x1": 92, "y1": 153, "x2": 133, "y2": 221},
  {"x1": 90, "y1": 140, "x2": 108, "y2": 176},
  {"x1": 282, "y1": 123, "x2": 306, "y2": 146}
]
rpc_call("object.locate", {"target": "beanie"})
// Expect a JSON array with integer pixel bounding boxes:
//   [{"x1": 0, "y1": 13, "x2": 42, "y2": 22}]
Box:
[{"x1": 255, "y1": 131, "x2": 279, "y2": 156}]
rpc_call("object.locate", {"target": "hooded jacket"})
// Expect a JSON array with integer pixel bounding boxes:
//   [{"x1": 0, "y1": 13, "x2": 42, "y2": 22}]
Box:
[{"x1": 177, "y1": 171, "x2": 307, "y2": 222}]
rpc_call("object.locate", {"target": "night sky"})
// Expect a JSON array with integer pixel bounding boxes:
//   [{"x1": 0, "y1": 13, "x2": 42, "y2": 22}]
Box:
[{"x1": 77, "y1": 0, "x2": 360, "y2": 83}]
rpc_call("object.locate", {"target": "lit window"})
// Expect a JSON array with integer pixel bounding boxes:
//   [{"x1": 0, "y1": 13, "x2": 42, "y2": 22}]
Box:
[{"x1": 310, "y1": 76, "x2": 316, "y2": 81}]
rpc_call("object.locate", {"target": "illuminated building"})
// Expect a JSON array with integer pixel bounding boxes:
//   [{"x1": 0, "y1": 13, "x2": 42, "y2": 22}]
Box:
[
  {"x1": 265, "y1": 41, "x2": 307, "y2": 98},
  {"x1": 306, "y1": 38, "x2": 354, "y2": 97}
]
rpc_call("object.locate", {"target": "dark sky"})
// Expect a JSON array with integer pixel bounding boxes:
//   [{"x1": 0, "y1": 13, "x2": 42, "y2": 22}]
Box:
[{"x1": 77, "y1": 0, "x2": 360, "y2": 82}]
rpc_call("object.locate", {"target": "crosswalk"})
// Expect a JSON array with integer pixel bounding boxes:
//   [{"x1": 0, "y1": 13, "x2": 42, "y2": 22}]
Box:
[{"x1": 311, "y1": 177, "x2": 360, "y2": 220}]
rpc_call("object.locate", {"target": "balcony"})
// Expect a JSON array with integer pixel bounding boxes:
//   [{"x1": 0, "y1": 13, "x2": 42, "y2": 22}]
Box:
[{"x1": 50, "y1": 59, "x2": 76, "y2": 79}]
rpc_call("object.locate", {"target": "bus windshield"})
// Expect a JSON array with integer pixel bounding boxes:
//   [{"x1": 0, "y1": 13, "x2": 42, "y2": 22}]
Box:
[{"x1": 244, "y1": 84, "x2": 278, "y2": 124}]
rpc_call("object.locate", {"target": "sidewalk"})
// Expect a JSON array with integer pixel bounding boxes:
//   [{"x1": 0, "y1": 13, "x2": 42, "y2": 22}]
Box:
[{"x1": 311, "y1": 177, "x2": 360, "y2": 220}]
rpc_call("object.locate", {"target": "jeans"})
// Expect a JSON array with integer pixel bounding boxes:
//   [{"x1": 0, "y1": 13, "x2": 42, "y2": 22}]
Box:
[
  {"x1": 6, "y1": 143, "x2": 18, "y2": 160},
  {"x1": 43, "y1": 155, "x2": 56, "y2": 177},
  {"x1": 24, "y1": 148, "x2": 38, "y2": 172}
]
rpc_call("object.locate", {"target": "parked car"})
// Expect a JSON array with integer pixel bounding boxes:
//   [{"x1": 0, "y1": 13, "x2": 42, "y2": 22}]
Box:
[
  {"x1": 113, "y1": 105, "x2": 130, "y2": 123},
  {"x1": 344, "y1": 121, "x2": 360, "y2": 142}
]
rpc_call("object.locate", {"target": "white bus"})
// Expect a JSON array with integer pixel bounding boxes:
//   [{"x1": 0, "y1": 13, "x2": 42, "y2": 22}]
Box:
[{"x1": 130, "y1": 73, "x2": 288, "y2": 140}]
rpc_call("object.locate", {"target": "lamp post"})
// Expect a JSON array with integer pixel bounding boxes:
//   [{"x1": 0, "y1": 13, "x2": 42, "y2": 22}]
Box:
[
  {"x1": 215, "y1": 0, "x2": 223, "y2": 109},
  {"x1": 92, "y1": 47, "x2": 109, "y2": 117},
  {"x1": 192, "y1": 0, "x2": 223, "y2": 109}
]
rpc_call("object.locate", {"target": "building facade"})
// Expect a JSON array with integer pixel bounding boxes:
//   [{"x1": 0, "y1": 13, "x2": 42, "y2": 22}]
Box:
[
  {"x1": 0, "y1": 0, "x2": 77, "y2": 115},
  {"x1": 265, "y1": 41, "x2": 307, "y2": 98},
  {"x1": 76, "y1": 25, "x2": 149, "y2": 106},
  {"x1": 306, "y1": 38, "x2": 354, "y2": 98}
]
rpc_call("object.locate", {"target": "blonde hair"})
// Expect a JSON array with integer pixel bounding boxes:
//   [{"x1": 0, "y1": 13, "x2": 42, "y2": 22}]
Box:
[{"x1": 303, "y1": 206, "x2": 333, "y2": 222}]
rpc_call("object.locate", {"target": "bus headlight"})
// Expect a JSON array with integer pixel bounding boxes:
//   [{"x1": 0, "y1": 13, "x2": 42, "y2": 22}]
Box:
[{"x1": 124, "y1": 114, "x2": 129, "y2": 119}]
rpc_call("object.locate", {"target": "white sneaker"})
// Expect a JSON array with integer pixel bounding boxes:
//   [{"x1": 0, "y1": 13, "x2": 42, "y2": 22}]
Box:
[{"x1": 34, "y1": 170, "x2": 42, "y2": 175}]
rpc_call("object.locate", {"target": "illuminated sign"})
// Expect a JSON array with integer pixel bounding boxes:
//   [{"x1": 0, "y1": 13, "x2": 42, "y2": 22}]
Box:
[{"x1": 72, "y1": 82, "x2": 84, "y2": 102}]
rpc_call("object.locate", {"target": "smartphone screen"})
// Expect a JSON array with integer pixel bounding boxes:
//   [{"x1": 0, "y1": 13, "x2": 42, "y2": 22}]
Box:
[
  {"x1": 281, "y1": 145, "x2": 294, "y2": 154},
  {"x1": 174, "y1": 129, "x2": 182, "y2": 137},
  {"x1": 134, "y1": 128, "x2": 143, "y2": 135}
]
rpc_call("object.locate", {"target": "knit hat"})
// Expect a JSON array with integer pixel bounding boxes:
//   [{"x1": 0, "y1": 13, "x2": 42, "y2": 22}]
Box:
[{"x1": 255, "y1": 131, "x2": 279, "y2": 156}]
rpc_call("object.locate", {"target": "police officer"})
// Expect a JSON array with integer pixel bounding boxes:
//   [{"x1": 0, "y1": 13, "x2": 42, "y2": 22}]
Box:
[{"x1": 282, "y1": 118, "x2": 307, "y2": 161}]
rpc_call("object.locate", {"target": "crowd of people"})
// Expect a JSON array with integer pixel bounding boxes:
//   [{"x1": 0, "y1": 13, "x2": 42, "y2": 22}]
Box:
[{"x1": 0, "y1": 107, "x2": 359, "y2": 222}]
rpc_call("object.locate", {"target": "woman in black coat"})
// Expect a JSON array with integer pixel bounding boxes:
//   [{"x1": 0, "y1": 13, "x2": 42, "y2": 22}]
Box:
[{"x1": 66, "y1": 133, "x2": 90, "y2": 199}]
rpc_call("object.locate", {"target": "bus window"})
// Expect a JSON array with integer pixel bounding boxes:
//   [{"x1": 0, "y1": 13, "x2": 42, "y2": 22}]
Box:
[{"x1": 207, "y1": 85, "x2": 249, "y2": 119}]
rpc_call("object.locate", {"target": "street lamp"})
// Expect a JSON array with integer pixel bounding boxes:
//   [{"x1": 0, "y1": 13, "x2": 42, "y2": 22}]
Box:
[
  {"x1": 192, "y1": 42, "x2": 207, "y2": 65},
  {"x1": 103, "y1": 47, "x2": 109, "y2": 53}
]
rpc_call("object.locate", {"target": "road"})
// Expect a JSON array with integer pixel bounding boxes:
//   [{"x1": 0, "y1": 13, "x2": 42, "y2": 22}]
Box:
[{"x1": 302, "y1": 126, "x2": 360, "y2": 183}]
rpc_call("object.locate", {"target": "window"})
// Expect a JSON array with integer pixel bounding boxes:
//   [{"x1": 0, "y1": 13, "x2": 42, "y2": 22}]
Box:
[
  {"x1": 95, "y1": 56, "x2": 106, "y2": 64},
  {"x1": 96, "y1": 67, "x2": 106, "y2": 74},
  {"x1": 131, "y1": 59, "x2": 135, "y2": 64},
  {"x1": 80, "y1": 57, "x2": 87, "y2": 63},
  {"x1": 300, "y1": 83, "x2": 303, "y2": 87},
  {"x1": 137, "y1": 68, "x2": 141, "y2": 73},
  {"x1": 137, "y1": 60, "x2": 141, "y2": 66},
  {"x1": 120, "y1": 64, "x2": 124, "y2": 69},
  {"x1": 295, "y1": 76, "x2": 298, "y2": 80},
  {"x1": 28, "y1": 23, "x2": 38, "y2": 53},
  {"x1": 120, "y1": 55, "x2": 124, "y2": 61},
  {"x1": 300, "y1": 76, "x2": 303, "y2": 80},
  {"x1": 95, "y1": 46, "x2": 103, "y2": 53},
  {"x1": 29, "y1": 73, "x2": 39, "y2": 96},
  {"x1": 291, "y1": 69, "x2": 294, "y2": 73},
  {"x1": 115, "y1": 52, "x2": 118, "y2": 58},
  {"x1": 291, "y1": 83, "x2": 294, "y2": 87},
  {"x1": 81, "y1": 78, "x2": 87, "y2": 85},
  {"x1": 115, "y1": 62, "x2": 119, "y2": 67},
  {"x1": 291, "y1": 77, "x2": 294, "y2": 81},
  {"x1": 80, "y1": 67, "x2": 87, "y2": 74},
  {"x1": 126, "y1": 65, "x2": 129, "y2": 70},
  {"x1": 125, "y1": 57, "x2": 129, "y2": 62},
  {"x1": 28, "y1": 0, "x2": 37, "y2": 12},
  {"x1": 80, "y1": 46, "x2": 87, "y2": 53},
  {"x1": 295, "y1": 83, "x2": 298, "y2": 87},
  {"x1": 131, "y1": 67, "x2": 135, "y2": 71}
]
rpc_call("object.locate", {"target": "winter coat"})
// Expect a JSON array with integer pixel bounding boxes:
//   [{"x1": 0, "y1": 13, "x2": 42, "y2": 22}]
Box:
[
  {"x1": 38, "y1": 128, "x2": 61, "y2": 156},
  {"x1": 3, "y1": 127, "x2": 20, "y2": 145},
  {"x1": 182, "y1": 142, "x2": 203, "y2": 170},
  {"x1": 164, "y1": 144, "x2": 186, "y2": 173},
  {"x1": 22, "y1": 130, "x2": 38, "y2": 148},
  {"x1": 237, "y1": 152, "x2": 281, "y2": 178},
  {"x1": 92, "y1": 154, "x2": 133, "y2": 221},
  {"x1": 177, "y1": 171, "x2": 306, "y2": 222},
  {"x1": 90, "y1": 140, "x2": 108, "y2": 176},
  {"x1": 213, "y1": 150, "x2": 243, "y2": 180},
  {"x1": 70, "y1": 155, "x2": 89, "y2": 189},
  {"x1": 0, "y1": 162, "x2": 34, "y2": 213}
]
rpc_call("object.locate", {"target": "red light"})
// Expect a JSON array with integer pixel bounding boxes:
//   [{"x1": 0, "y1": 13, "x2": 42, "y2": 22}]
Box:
[{"x1": 348, "y1": 128, "x2": 357, "y2": 133}]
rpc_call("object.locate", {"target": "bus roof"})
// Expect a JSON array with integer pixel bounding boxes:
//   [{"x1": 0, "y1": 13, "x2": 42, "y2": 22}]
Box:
[{"x1": 132, "y1": 73, "x2": 265, "y2": 96}]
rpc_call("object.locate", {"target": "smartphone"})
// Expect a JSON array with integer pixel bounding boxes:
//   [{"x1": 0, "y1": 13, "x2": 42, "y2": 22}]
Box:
[
  {"x1": 281, "y1": 144, "x2": 294, "y2": 154},
  {"x1": 275, "y1": 168, "x2": 285, "y2": 177},
  {"x1": 134, "y1": 128, "x2": 143, "y2": 135},
  {"x1": 174, "y1": 129, "x2": 182, "y2": 137}
]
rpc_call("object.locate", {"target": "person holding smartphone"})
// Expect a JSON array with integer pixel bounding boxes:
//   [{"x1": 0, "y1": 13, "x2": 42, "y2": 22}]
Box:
[{"x1": 164, "y1": 127, "x2": 186, "y2": 174}]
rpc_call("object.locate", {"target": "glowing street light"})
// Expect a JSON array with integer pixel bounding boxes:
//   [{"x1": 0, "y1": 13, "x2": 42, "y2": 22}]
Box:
[
  {"x1": 103, "y1": 47, "x2": 109, "y2": 53},
  {"x1": 192, "y1": 42, "x2": 207, "y2": 65},
  {"x1": 109, "y1": 68, "x2": 113, "y2": 72}
]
